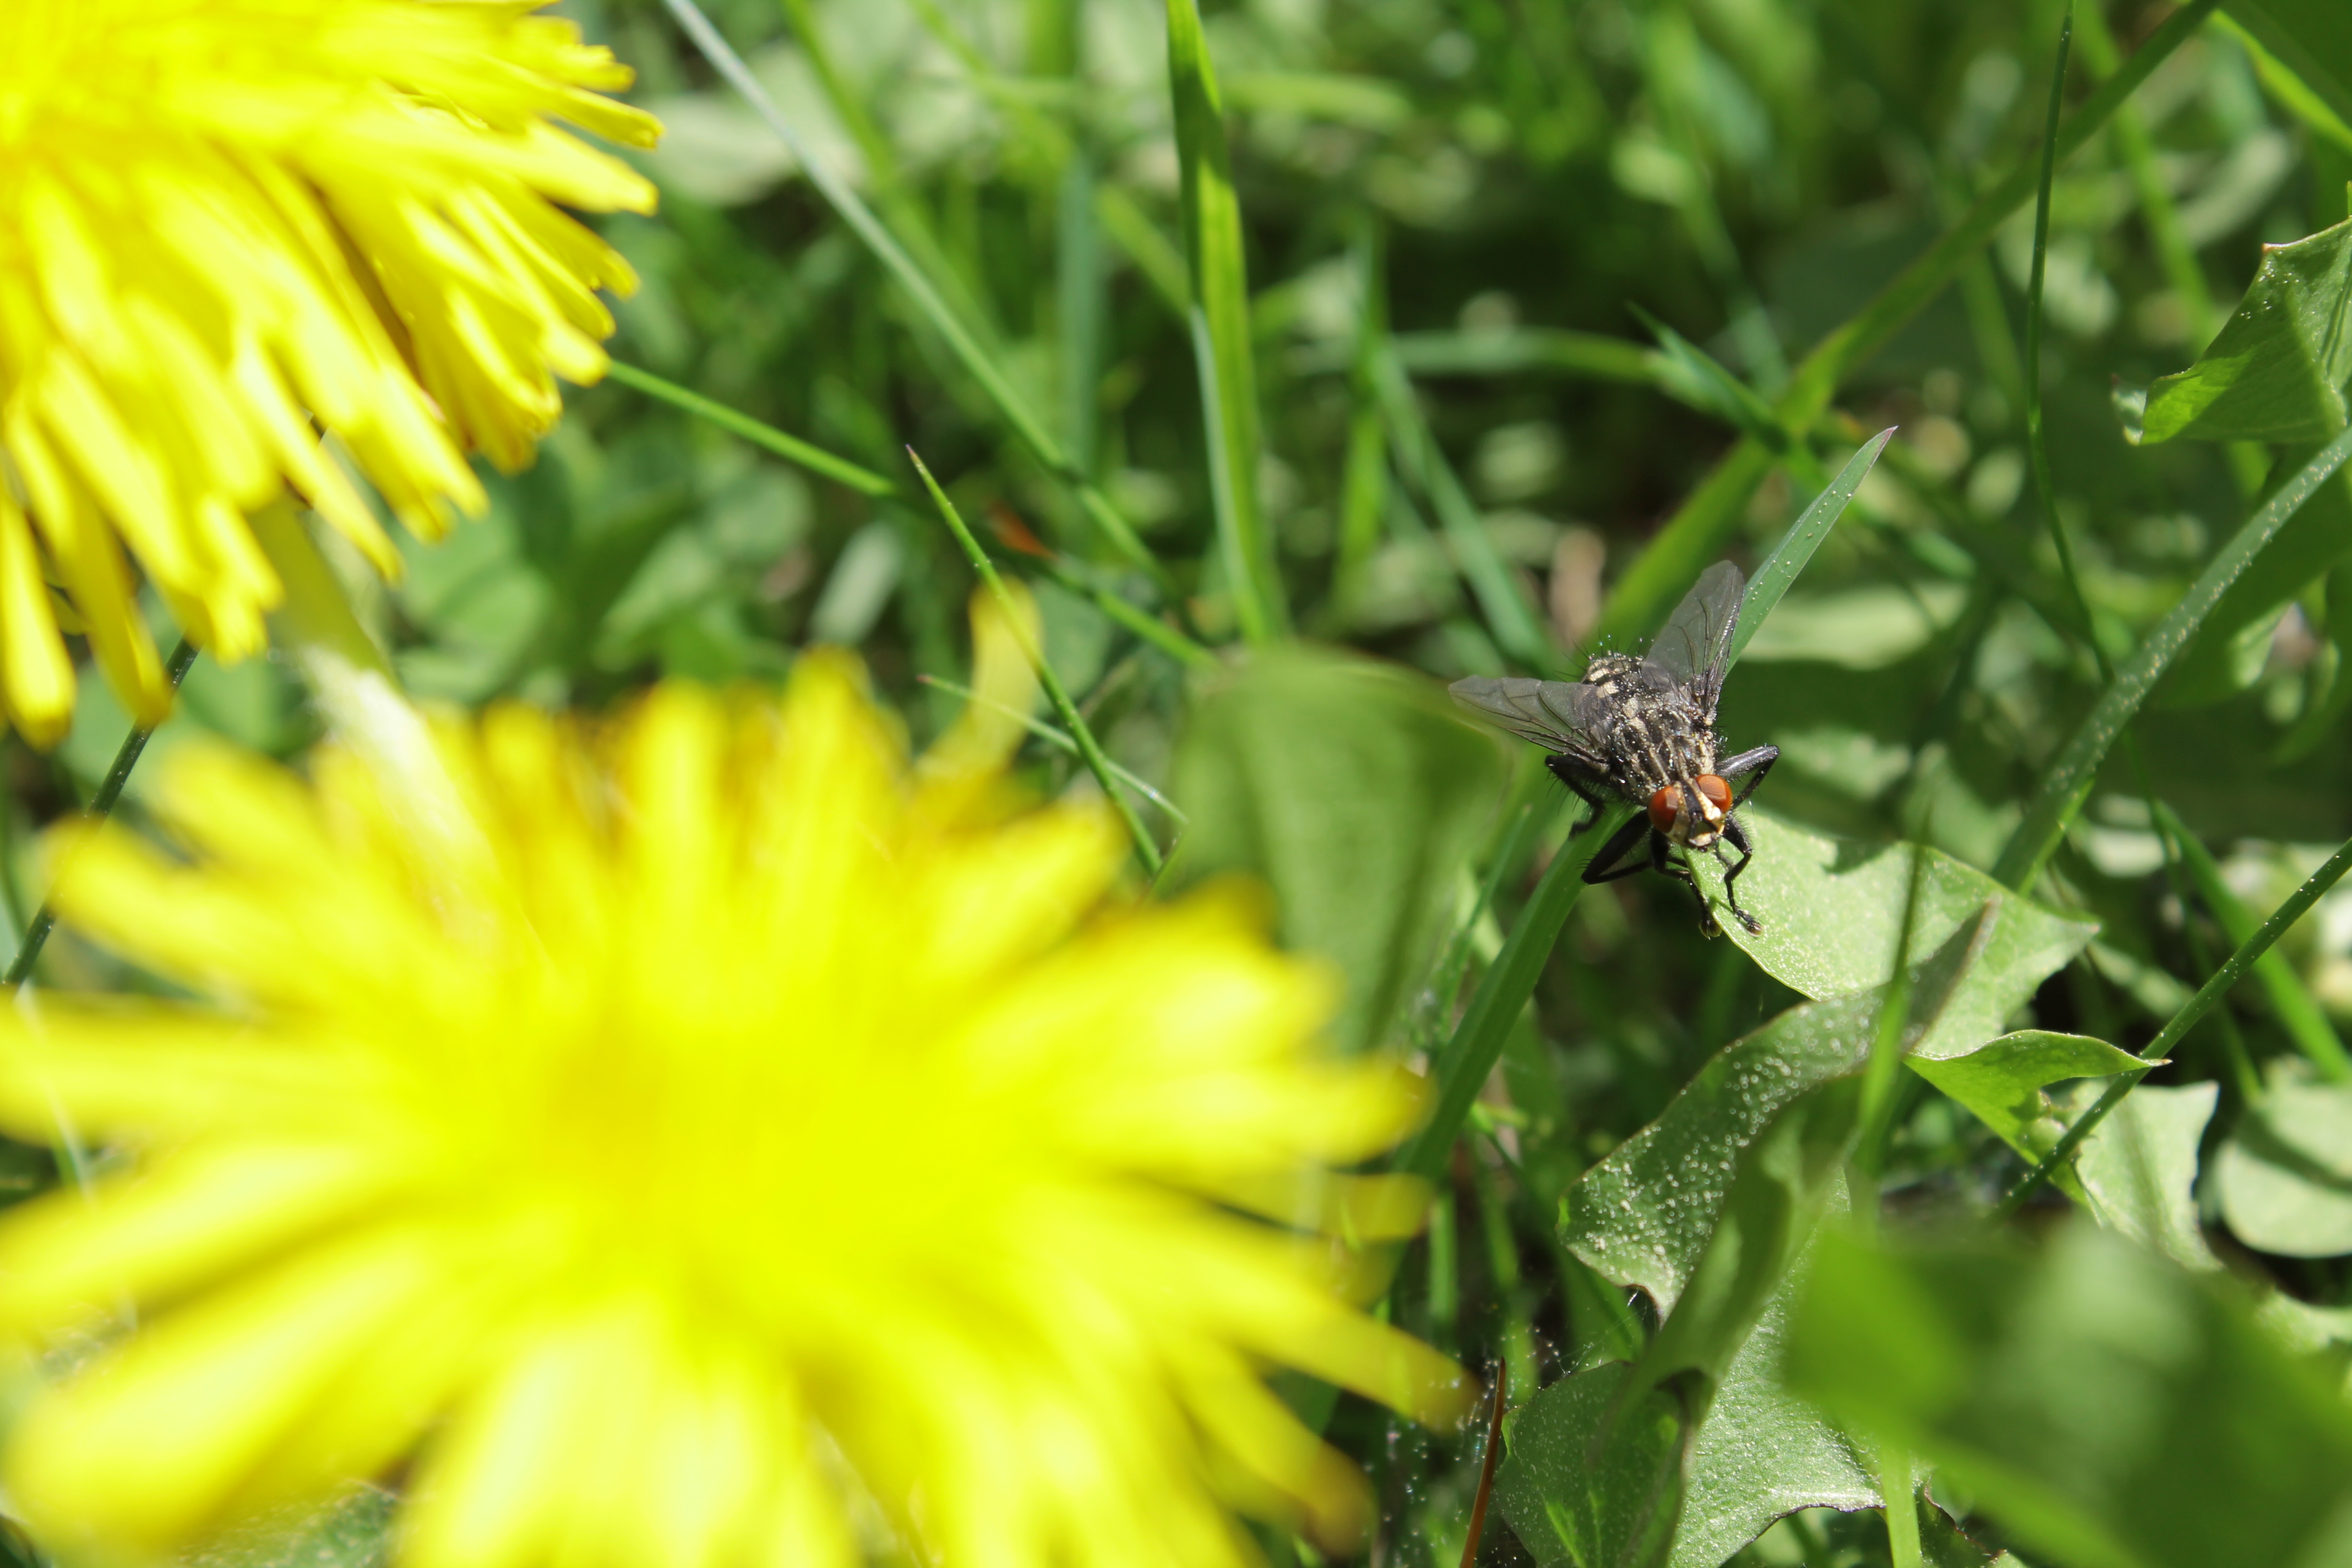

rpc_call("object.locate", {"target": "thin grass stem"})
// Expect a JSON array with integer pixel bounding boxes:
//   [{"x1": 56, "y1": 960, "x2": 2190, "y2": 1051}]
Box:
[
  {"x1": 907, "y1": 449, "x2": 1164, "y2": 876},
  {"x1": 1992, "y1": 426, "x2": 2352, "y2": 889},
  {"x1": 1996, "y1": 829, "x2": 2352, "y2": 1215},
  {"x1": 2023, "y1": 6, "x2": 2112, "y2": 690},
  {"x1": 914, "y1": 673, "x2": 1186, "y2": 823},
  {"x1": 4, "y1": 639, "x2": 200, "y2": 988},
  {"x1": 607, "y1": 362, "x2": 900, "y2": 498}
]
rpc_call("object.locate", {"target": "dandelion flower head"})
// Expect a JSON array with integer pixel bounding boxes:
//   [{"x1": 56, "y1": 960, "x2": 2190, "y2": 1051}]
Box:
[
  {"x1": 0, "y1": 609, "x2": 1467, "y2": 1568},
  {"x1": 0, "y1": 0, "x2": 659, "y2": 742}
]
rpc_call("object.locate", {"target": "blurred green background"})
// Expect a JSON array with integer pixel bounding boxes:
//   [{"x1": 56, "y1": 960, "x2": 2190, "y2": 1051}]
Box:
[{"x1": 14, "y1": 1, "x2": 2352, "y2": 1564}]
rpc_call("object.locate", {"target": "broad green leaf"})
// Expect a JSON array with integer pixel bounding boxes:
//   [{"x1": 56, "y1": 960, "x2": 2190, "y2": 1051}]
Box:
[
  {"x1": 2215, "y1": 1081, "x2": 2352, "y2": 1256},
  {"x1": 1170, "y1": 648, "x2": 1506, "y2": 1054},
  {"x1": 1166, "y1": 0, "x2": 1284, "y2": 642},
  {"x1": 1906, "y1": 1030, "x2": 2148, "y2": 1159},
  {"x1": 1667, "y1": 1281, "x2": 1879, "y2": 1568},
  {"x1": 1691, "y1": 811, "x2": 2096, "y2": 1061},
  {"x1": 1787, "y1": 1224, "x2": 2352, "y2": 1568},
  {"x1": 1525, "y1": 1082, "x2": 1866, "y2": 1568},
  {"x1": 2226, "y1": 0, "x2": 2352, "y2": 130},
  {"x1": 184, "y1": 1485, "x2": 393, "y2": 1568},
  {"x1": 2068, "y1": 1081, "x2": 2223, "y2": 1272},
  {"x1": 1631, "y1": 1078, "x2": 1861, "y2": 1409},
  {"x1": 1992, "y1": 426, "x2": 2352, "y2": 890},
  {"x1": 2132, "y1": 215, "x2": 2352, "y2": 444},
  {"x1": 1562, "y1": 911, "x2": 1986, "y2": 1315},
  {"x1": 1918, "y1": 1495, "x2": 2008, "y2": 1567},
  {"x1": 1495, "y1": 1363, "x2": 1689, "y2": 1568}
]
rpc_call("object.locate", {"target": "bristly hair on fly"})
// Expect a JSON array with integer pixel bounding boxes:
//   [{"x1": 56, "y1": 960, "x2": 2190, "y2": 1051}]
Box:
[{"x1": 1449, "y1": 561, "x2": 1781, "y2": 938}]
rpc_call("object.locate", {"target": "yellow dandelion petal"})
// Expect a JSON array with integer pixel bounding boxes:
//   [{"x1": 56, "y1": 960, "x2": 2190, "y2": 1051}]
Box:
[
  {"x1": 0, "y1": 0, "x2": 660, "y2": 736},
  {"x1": 0, "y1": 654, "x2": 1468, "y2": 1568},
  {"x1": 0, "y1": 486, "x2": 74, "y2": 742}
]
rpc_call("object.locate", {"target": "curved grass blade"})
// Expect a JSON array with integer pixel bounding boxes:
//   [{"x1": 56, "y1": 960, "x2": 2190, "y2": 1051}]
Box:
[
  {"x1": 660, "y1": 0, "x2": 1175, "y2": 600},
  {"x1": 606, "y1": 362, "x2": 899, "y2": 499},
  {"x1": 1166, "y1": 0, "x2": 1286, "y2": 643},
  {"x1": 908, "y1": 450, "x2": 1163, "y2": 876},
  {"x1": 1997, "y1": 828, "x2": 2352, "y2": 1215},
  {"x1": 1592, "y1": 0, "x2": 2222, "y2": 650},
  {"x1": 1375, "y1": 345, "x2": 1556, "y2": 671},
  {"x1": 608, "y1": 366, "x2": 1212, "y2": 671},
  {"x1": 1991, "y1": 424, "x2": 2352, "y2": 889},
  {"x1": 1729, "y1": 428, "x2": 1896, "y2": 664},
  {"x1": 916, "y1": 673, "x2": 1187, "y2": 824},
  {"x1": 1388, "y1": 803, "x2": 1636, "y2": 1183}
]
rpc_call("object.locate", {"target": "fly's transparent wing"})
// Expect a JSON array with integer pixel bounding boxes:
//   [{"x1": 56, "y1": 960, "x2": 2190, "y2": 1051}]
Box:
[
  {"x1": 1643, "y1": 560, "x2": 1745, "y2": 711},
  {"x1": 1449, "y1": 676, "x2": 1608, "y2": 754}
]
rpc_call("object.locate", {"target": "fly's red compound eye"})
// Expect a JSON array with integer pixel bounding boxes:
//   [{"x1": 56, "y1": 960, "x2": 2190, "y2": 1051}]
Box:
[
  {"x1": 1693, "y1": 775, "x2": 1734, "y2": 818},
  {"x1": 1647, "y1": 785, "x2": 1684, "y2": 834}
]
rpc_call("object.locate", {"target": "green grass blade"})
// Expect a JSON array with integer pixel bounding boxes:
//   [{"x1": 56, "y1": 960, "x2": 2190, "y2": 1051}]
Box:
[
  {"x1": 2155, "y1": 802, "x2": 2352, "y2": 1082},
  {"x1": 916, "y1": 673, "x2": 1188, "y2": 823},
  {"x1": 1592, "y1": 0, "x2": 2222, "y2": 649},
  {"x1": 1992, "y1": 426, "x2": 2352, "y2": 890},
  {"x1": 1374, "y1": 346, "x2": 1555, "y2": 671},
  {"x1": 907, "y1": 450, "x2": 1164, "y2": 876},
  {"x1": 1292, "y1": 328, "x2": 1669, "y2": 388},
  {"x1": 661, "y1": 0, "x2": 1174, "y2": 597},
  {"x1": 1057, "y1": 153, "x2": 1103, "y2": 470},
  {"x1": 1389, "y1": 804, "x2": 1637, "y2": 1183},
  {"x1": 1165, "y1": 0, "x2": 1286, "y2": 642},
  {"x1": 2023, "y1": 6, "x2": 2115, "y2": 686},
  {"x1": 1997, "y1": 828, "x2": 2352, "y2": 1215},
  {"x1": 606, "y1": 362, "x2": 900, "y2": 499},
  {"x1": 1331, "y1": 217, "x2": 1389, "y2": 621},
  {"x1": 1730, "y1": 429, "x2": 1896, "y2": 663},
  {"x1": 609, "y1": 364, "x2": 1212, "y2": 672}
]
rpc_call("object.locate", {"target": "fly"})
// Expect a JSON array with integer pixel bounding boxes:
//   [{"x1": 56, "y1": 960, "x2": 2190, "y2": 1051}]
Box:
[{"x1": 1449, "y1": 560, "x2": 1778, "y2": 937}]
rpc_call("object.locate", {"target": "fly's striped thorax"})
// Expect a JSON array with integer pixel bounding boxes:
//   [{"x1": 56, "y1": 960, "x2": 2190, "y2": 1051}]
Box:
[{"x1": 1596, "y1": 689, "x2": 1719, "y2": 796}]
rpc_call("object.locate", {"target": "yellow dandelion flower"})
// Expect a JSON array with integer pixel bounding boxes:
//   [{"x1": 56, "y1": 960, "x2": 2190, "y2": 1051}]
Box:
[
  {"x1": 0, "y1": 0, "x2": 660, "y2": 743},
  {"x1": 0, "y1": 625, "x2": 1467, "y2": 1566}
]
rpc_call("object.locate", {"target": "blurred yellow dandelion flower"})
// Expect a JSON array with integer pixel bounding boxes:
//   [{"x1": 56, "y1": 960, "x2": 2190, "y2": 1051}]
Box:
[
  {"x1": 0, "y1": 620, "x2": 1467, "y2": 1567},
  {"x1": 0, "y1": 0, "x2": 660, "y2": 743}
]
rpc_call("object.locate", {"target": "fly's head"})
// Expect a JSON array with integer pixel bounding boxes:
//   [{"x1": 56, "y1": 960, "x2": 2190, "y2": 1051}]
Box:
[{"x1": 1646, "y1": 773, "x2": 1735, "y2": 849}]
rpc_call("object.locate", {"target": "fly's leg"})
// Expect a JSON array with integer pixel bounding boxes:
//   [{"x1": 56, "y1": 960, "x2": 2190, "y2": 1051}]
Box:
[
  {"x1": 1647, "y1": 829, "x2": 1719, "y2": 937},
  {"x1": 1714, "y1": 814, "x2": 1764, "y2": 934},
  {"x1": 1546, "y1": 755, "x2": 1613, "y2": 835},
  {"x1": 1716, "y1": 745, "x2": 1779, "y2": 809},
  {"x1": 1581, "y1": 816, "x2": 1654, "y2": 883}
]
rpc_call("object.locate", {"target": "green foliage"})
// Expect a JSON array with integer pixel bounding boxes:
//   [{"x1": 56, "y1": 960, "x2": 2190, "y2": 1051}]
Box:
[
  {"x1": 2216, "y1": 1081, "x2": 2352, "y2": 1255},
  {"x1": 2131, "y1": 215, "x2": 2352, "y2": 444},
  {"x1": 1164, "y1": 0, "x2": 1283, "y2": 642},
  {"x1": 1788, "y1": 1224, "x2": 2352, "y2": 1568},
  {"x1": 1693, "y1": 811, "x2": 2094, "y2": 1059},
  {"x1": 1170, "y1": 647, "x2": 1506, "y2": 1053},
  {"x1": 1907, "y1": 1030, "x2": 2147, "y2": 1161},
  {"x1": 2227, "y1": 0, "x2": 2352, "y2": 126},
  {"x1": 26, "y1": 0, "x2": 2352, "y2": 1564},
  {"x1": 1496, "y1": 1362, "x2": 1689, "y2": 1568}
]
